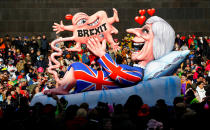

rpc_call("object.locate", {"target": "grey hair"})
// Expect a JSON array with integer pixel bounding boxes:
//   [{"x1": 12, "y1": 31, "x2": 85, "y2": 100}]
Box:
[{"x1": 146, "y1": 16, "x2": 175, "y2": 59}]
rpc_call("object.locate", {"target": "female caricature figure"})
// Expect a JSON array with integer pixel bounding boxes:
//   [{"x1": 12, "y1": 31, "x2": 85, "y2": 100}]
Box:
[{"x1": 44, "y1": 16, "x2": 175, "y2": 95}]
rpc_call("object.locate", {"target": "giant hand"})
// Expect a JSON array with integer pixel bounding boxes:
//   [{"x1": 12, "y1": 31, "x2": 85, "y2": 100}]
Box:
[{"x1": 87, "y1": 37, "x2": 106, "y2": 58}]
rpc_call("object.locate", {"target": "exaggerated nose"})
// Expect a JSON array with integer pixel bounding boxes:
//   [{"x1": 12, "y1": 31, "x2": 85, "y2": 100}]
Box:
[{"x1": 126, "y1": 28, "x2": 141, "y2": 37}]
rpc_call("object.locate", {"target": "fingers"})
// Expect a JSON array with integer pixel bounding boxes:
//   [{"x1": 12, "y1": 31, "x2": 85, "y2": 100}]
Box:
[
  {"x1": 89, "y1": 37, "x2": 97, "y2": 48},
  {"x1": 52, "y1": 25, "x2": 57, "y2": 29},
  {"x1": 102, "y1": 39, "x2": 107, "y2": 50},
  {"x1": 113, "y1": 8, "x2": 117, "y2": 12},
  {"x1": 54, "y1": 23, "x2": 59, "y2": 26},
  {"x1": 60, "y1": 20, "x2": 63, "y2": 25},
  {"x1": 87, "y1": 37, "x2": 103, "y2": 53},
  {"x1": 94, "y1": 37, "x2": 101, "y2": 48},
  {"x1": 87, "y1": 39, "x2": 95, "y2": 52}
]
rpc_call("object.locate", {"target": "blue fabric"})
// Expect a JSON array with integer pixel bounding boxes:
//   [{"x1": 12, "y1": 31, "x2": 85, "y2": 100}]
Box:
[
  {"x1": 67, "y1": 52, "x2": 144, "y2": 93},
  {"x1": 143, "y1": 50, "x2": 190, "y2": 80},
  {"x1": 30, "y1": 76, "x2": 181, "y2": 108}
]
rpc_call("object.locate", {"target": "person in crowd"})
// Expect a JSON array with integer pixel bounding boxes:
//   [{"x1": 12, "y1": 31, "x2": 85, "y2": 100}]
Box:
[
  {"x1": 180, "y1": 42, "x2": 189, "y2": 51},
  {"x1": 196, "y1": 81, "x2": 206, "y2": 102},
  {"x1": 6, "y1": 60, "x2": 17, "y2": 80},
  {"x1": 181, "y1": 73, "x2": 191, "y2": 96},
  {"x1": 0, "y1": 58, "x2": 5, "y2": 68},
  {"x1": 29, "y1": 48, "x2": 37, "y2": 65},
  {"x1": 16, "y1": 58, "x2": 25, "y2": 73},
  {"x1": 82, "y1": 51, "x2": 90, "y2": 65},
  {"x1": 41, "y1": 34, "x2": 48, "y2": 57},
  {"x1": 30, "y1": 36, "x2": 39, "y2": 53},
  {"x1": 35, "y1": 55, "x2": 47, "y2": 70}
]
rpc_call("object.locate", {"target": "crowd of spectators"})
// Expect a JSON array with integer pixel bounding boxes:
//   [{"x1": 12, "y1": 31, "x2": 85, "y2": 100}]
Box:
[{"x1": 0, "y1": 33, "x2": 210, "y2": 129}]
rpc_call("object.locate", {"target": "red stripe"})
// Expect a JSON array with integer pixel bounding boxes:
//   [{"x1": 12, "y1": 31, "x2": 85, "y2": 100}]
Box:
[
  {"x1": 74, "y1": 71, "x2": 116, "y2": 88},
  {"x1": 101, "y1": 56, "x2": 141, "y2": 82}
]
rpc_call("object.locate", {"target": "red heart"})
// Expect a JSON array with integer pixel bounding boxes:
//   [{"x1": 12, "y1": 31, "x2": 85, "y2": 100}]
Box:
[
  {"x1": 147, "y1": 8, "x2": 155, "y2": 16},
  {"x1": 139, "y1": 9, "x2": 146, "y2": 16},
  {"x1": 135, "y1": 16, "x2": 146, "y2": 25},
  {"x1": 65, "y1": 14, "x2": 73, "y2": 20}
]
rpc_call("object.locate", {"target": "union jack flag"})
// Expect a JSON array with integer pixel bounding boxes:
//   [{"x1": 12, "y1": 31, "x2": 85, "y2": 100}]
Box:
[
  {"x1": 98, "y1": 53, "x2": 143, "y2": 86},
  {"x1": 69, "y1": 53, "x2": 144, "y2": 93}
]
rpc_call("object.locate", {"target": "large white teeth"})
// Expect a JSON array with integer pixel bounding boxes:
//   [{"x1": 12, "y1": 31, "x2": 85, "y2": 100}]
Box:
[
  {"x1": 99, "y1": 33, "x2": 104, "y2": 38},
  {"x1": 133, "y1": 42, "x2": 144, "y2": 45},
  {"x1": 88, "y1": 18, "x2": 99, "y2": 26}
]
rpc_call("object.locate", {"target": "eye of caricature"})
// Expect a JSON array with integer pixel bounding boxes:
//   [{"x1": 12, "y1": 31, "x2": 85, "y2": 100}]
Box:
[
  {"x1": 142, "y1": 28, "x2": 149, "y2": 34},
  {"x1": 77, "y1": 18, "x2": 87, "y2": 25}
]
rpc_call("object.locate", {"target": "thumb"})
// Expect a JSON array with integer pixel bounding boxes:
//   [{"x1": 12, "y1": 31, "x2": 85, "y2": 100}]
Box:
[{"x1": 102, "y1": 39, "x2": 107, "y2": 51}]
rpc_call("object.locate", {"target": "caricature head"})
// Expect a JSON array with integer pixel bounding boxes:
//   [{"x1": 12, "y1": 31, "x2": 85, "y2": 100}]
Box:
[
  {"x1": 127, "y1": 16, "x2": 175, "y2": 64},
  {"x1": 69, "y1": 10, "x2": 114, "y2": 43}
]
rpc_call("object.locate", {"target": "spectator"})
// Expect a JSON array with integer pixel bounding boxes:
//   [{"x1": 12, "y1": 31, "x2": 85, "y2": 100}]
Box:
[
  {"x1": 0, "y1": 58, "x2": 5, "y2": 68},
  {"x1": 41, "y1": 34, "x2": 48, "y2": 57},
  {"x1": 0, "y1": 85, "x2": 3, "y2": 102},
  {"x1": 196, "y1": 81, "x2": 206, "y2": 102},
  {"x1": 82, "y1": 51, "x2": 90, "y2": 65},
  {"x1": 30, "y1": 36, "x2": 39, "y2": 53},
  {"x1": 16, "y1": 58, "x2": 25, "y2": 73},
  {"x1": 35, "y1": 55, "x2": 47, "y2": 69},
  {"x1": 6, "y1": 60, "x2": 17, "y2": 80},
  {"x1": 29, "y1": 48, "x2": 37, "y2": 65},
  {"x1": 180, "y1": 42, "x2": 189, "y2": 51}
]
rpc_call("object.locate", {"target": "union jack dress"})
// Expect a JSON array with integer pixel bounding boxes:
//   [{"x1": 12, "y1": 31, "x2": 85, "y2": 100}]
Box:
[{"x1": 67, "y1": 53, "x2": 144, "y2": 93}]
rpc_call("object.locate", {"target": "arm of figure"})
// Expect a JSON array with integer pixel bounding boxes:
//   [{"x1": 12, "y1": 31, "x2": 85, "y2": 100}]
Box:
[
  {"x1": 53, "y1": 21, "x2": 74, "y2": 34},
  {"x1": 87, "y1": 37, "x2": 143, "y2": 86}
]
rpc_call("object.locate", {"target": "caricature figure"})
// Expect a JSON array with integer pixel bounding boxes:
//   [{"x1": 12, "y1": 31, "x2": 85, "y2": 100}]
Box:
[
  {"x1": 53, "y1": 8, "x2": 119, "y2": 52},
  {"x1": 44, "y1": 16, "x2": 175, "y2": 95}
]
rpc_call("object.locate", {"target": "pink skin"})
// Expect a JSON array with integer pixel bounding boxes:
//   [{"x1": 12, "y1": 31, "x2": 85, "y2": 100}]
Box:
[
  {"x1": 44, "y1": 12, "x2": 154, "y2": 95},
  {"x1": 53, "y1": 8, "x2": 120, "y2": 52},
  {"x1": 44, "y1": 37, "x2": 105, "y2": 95},
  {"x1": 45, "y1": 24, "x2": 155, "y2": 95},
  {"x1": 126, "y1": 24, "x2": 154, "y2": 67},
  {"x1": 45, "y1": 9, "x2": 120, "y2": 95}
]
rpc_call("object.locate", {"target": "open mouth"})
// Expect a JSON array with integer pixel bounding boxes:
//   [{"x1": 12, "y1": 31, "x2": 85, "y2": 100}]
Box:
[
  {"x1": 88, "y1": 18, "x2": 99, "y2": 26},
  {"x1": 133, "y1": 42, "x2": 145, "y2": 52}
]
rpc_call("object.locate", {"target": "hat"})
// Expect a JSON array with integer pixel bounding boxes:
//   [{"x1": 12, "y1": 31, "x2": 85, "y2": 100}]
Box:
[{"x1": 20, "y1": 70, "x2": 25, "y2": 73}]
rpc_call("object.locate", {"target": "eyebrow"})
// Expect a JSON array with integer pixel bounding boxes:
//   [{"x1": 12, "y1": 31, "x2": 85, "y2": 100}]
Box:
[
  {"x1": 142, "y1": 26, "x2": 149, "y2": 30},
  {"x1": 73, "y1": 13, "x2": 88, "y2": 24}
]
